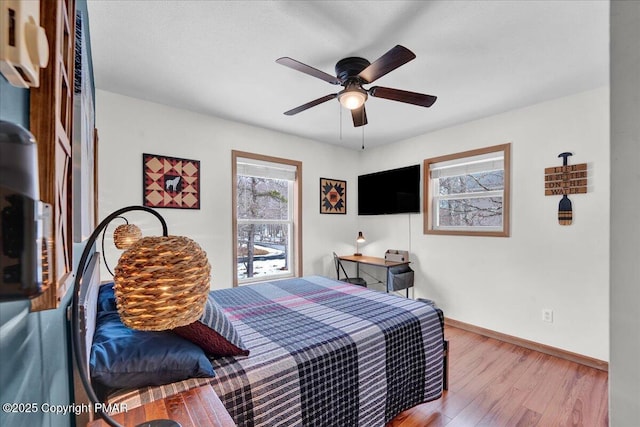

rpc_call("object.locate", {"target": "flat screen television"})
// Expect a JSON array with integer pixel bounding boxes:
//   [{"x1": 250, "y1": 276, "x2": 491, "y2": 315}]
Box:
[{"x1": 358, "y1": 164, "x2": 420, "y2": 215}]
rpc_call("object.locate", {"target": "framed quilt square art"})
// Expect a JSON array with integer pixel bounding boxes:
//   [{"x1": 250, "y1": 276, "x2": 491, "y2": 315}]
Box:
[
  {"x1": 320, "y1": 178, "x2": 346, "y2": 214},
  {"x1": 143, "y1": 153, "x2": 200, "y2": 209}
]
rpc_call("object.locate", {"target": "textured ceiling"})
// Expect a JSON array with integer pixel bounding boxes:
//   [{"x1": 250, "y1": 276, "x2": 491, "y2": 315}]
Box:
[{"x1": 86, "y1": 0, "x2": 609, "y2": 150}]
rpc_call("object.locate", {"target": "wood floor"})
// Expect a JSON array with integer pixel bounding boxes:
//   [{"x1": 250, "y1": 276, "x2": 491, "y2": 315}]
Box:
[{"x1": 388, "y1": 326, "x2": 609, "y2": 427}]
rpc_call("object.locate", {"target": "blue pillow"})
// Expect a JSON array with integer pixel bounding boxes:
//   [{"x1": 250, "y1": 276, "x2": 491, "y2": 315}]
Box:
[
  {"x1": 90, "y1": 310, "x2": 215, "y2": 390},
  {"x1": 96, "y1": 282, "x2": 116, "y2": 313}
]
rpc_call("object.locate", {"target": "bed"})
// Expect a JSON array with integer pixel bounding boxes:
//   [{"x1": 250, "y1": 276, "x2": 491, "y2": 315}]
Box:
[{"x1": 79, "y1": 255, "x2": 445, "y2": 426}]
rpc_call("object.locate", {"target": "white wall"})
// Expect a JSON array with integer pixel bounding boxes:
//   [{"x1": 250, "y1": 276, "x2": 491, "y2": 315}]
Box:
[
  {"x1": 610, "y1": 1, "x2": 640, "y2": 424},
  {"x1": 96, "y1": 87, "x2": 609, "y2": 361},
  {"x1": 95, "y1": 90, "x2": 360, "y2": 289},
  {"x1": 358, "y1": 87, "x2": 610, "y2": 361}
]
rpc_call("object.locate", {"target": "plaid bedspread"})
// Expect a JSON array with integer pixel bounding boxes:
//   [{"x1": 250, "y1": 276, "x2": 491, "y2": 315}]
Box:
[{"x1": 109, "y1": 275, "x2": 444, "y2": 426}]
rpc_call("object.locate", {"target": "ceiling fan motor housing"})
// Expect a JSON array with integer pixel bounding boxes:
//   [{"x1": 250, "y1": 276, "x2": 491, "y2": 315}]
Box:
[{"x1": 335, "y1": 57, "x2": 371, "y2": 84}]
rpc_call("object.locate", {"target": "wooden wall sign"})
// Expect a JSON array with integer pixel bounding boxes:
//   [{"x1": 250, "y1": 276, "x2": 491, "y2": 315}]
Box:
[{"x1": 544, "y1": 152, "x2": 588, "y2": 225}]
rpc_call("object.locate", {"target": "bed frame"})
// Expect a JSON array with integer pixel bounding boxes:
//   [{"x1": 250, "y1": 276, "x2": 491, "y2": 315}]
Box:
[
  {"x1": 72, "y1": 205, "x2": 170, "y2": 427},
  {"x1": 72, "y1": 252, "x2": 102, "y2": 426},
  {"x1": 75, "y1": 253, "x2": 237, "y2": 426},
  {"x1": 76, "y1": 255, "x2": 448, "y2": 426}
]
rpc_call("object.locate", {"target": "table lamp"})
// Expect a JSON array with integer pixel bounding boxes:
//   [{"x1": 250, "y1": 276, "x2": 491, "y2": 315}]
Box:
[
  {"x1": 354, "y1": 231, "x2": 365, "y2": 256},
  {"x1": 113, "y1": 222, "x2": 142, "y2": 249},
  {"x1": 101, "y1": 217, "x2": 142, "y2": 276},
  {"x1": 71, "y1": 205, "x2": 209, "y2": 427},
  {"x1": 114, "y1": 234, "x2": 210, "y2": 331}
]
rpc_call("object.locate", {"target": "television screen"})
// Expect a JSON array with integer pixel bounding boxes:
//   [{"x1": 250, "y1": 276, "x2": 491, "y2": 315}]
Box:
[{"x1": 358, "y1": 165, "x2": 420, "y2": 215}]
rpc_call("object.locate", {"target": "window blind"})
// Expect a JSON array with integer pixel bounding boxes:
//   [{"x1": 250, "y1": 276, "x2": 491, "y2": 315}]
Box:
[
  {"x1": 430, "y1": 152, "x2": 504, "y2": 179},
  {"x1": 237, "y1": 157, "x2": 297, "y2": 181}
]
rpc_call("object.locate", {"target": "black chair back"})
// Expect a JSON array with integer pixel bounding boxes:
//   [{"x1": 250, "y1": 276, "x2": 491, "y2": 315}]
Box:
[{"x1": 332, "y1": 252, "x2": 366, "y2": 286}]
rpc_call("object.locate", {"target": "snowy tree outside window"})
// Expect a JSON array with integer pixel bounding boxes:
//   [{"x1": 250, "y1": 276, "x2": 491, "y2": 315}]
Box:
[
  {"x1": 234, "y1": 153, "x2": 300, "y2": 284},
  {"x1": 424, "y1": 144, "x2": 511, "y2": 237}
]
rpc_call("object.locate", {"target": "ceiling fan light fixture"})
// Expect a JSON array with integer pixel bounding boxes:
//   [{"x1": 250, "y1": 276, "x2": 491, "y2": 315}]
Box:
[{"x1": 338, "y1": 87, "x2": 367, "y2": 110}]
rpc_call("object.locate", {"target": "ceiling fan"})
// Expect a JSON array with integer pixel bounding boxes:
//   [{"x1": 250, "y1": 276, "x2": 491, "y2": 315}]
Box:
[{"x1": 276, "y1": 45, "x2": 437, "y2": 127}]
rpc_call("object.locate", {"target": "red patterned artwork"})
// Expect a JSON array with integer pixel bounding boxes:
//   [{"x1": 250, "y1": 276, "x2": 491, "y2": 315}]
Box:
[{"x1": 143, "y1": 153, "x2": 200, "y2": 209}]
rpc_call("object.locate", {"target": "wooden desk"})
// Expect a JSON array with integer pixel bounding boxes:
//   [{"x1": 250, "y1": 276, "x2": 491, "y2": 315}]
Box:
[
  {"x1": 338, "y1": 255, "x2": 412, "y2": 296},
  {"x1": 87, "y1": 384, "x2": 235, "y2": 427}
]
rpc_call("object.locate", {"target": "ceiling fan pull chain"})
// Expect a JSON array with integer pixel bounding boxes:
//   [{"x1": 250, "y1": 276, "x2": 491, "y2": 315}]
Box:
[
  {"x1": 339, "y1": 103, "x2": 343, "y2": 140},
  {"x1": 361, "y1": 124, "x2": 365, "y2": 150}
]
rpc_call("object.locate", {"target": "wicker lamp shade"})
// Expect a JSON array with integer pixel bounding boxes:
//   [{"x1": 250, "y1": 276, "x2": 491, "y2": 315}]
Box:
[
  {"x1": 113, "y1": 223, "x2": 143, "y2": 249},
  {"x1": 114, "y1": 235, "x2": 211, "y2": 331}
]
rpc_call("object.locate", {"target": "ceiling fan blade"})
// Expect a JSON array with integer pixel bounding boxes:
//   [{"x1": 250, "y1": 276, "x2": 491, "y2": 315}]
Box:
[
  {"x1": 357, "y1": 45, "x2": 416, "y2": 84},
  {"x1": 284, "y1": 94, "x2": 337, "y2": 116},
  {"x1": 351, "y1": 105, "x2": 368, "y2": 127},
  {"x1": 369, "y1": 86, "x2": 437, "y2": 107},
  {"x1": 276, "y1": 57, "x2": 341, "y2": 85}
]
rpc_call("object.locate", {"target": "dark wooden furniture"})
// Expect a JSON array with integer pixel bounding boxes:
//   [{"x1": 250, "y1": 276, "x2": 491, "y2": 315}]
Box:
[{"x1": 29, "y1": 0, "x2": 77, "y2": 311}]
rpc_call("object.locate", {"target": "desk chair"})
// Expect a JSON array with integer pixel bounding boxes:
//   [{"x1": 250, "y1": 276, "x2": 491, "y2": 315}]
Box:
[{"x1": 333, "y1": 252, "x2": 367, "y2": 286}]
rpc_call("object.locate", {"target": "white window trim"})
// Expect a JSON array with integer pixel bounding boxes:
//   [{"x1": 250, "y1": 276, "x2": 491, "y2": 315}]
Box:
[{"x1": 424, "y1": 143, "x2": 511, "y2": 237}]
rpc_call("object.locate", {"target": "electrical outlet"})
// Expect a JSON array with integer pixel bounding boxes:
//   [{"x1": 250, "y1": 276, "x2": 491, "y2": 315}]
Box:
[{"x1": 542, "y1": 309, "x2": 553, "y2": 323}]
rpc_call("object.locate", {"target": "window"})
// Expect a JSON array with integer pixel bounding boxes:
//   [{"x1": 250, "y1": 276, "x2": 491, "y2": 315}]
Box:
[
  {"x1": 232, "y1": 151, "x2": 302, "y2": 285},
  {"x1": 424, "y1": 143, "x2": 510, "y2": 237}
]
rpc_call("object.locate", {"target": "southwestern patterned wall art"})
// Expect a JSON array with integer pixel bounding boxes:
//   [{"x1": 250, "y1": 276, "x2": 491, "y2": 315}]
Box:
[
  {"x1": 143, "y1": 153, "x2": 201, "y2": 209},
  {"x1": 320, "y1": 178, "x2": 346, "y2": 214}
]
